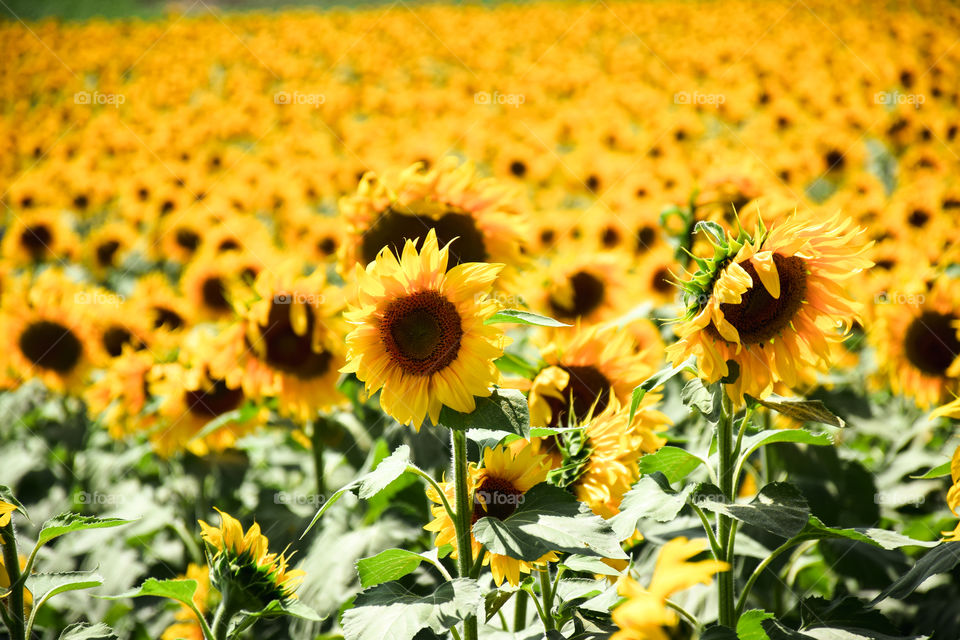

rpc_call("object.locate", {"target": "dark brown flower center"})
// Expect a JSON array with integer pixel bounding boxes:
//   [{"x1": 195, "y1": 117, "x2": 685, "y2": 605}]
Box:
[
  {"x1": 903, "y1": 311, "x2": 960, "y2": 376},
  {"x1": 380, "y1": 290, "x2": 463, "y2": 376},
  {"x1": 254, "y1": 300, "x2": 333, "y2": 379},
  {"x1": 544, "y1": 365, "x2": 611, "y2": 428},
  {"x1": 714, "y1": 255, "x2": 808, "y2": 344},
  {"x1": 472, "y1": 476, "x2": 524, "y2": 523},
  {"x1": 19, "y1": 320, "x2": 83, "y2": 374},
  {"x1": 153, "y1": 307, "x2": 184, "y2": 331},
  {"x1": 96, "y1": 240, "x2": 121, "y2": 267},
  {"x1": 201, "y1": 277, "x2": 231, "y2": 312},
  {"x1": 548, "y1": 270, "x2": 606, "y2": 320},
  {"x1": 360, "y1": 201, "x2": 488, "y2": 267},
  {"x1": 184, "y1": 379, "x2": 245, "y2": 418},
  {"x1": 103, "y1": 326, "x2": 141, "y2": 357},
  {"x1": 20, "y1": 224, "x2": 52, "y2": 258}
]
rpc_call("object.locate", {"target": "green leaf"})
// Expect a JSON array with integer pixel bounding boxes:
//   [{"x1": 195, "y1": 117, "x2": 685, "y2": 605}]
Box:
[
  {"x1": 494, "y1": 352, "x2": 541, "y2": 378},
  {"x1": 103, "y1": 577, "x2": 198, "y2": 608},
  {"x1": 701, "y1": 627, "x2": 738, "y2": 640},
  {"x1": 694, "y1": 220, "x2": 729, "y2": 247},
  {"x1": 560, "y1": 555, "x2": 624, "y2": 576},
  {"x1": 59, "y1": 623, "x2": 116, "y2": 639},
  {"x1": 747, "y1": 395, "x2": 845, "y2": 428},
  {"x1": 871, "y1": 541, "x2": 960, "y2": 605},
  {"x1": 798, "y1": 516, "x2": 938, "y2": 551},
  {"x1": 738, "y1": 429, "x2": 834, "y2": 472},
  {"x1": 36, "y1": 513, "x2": 133, "y2": 548},
  {"x1": 342, "y1": 578, "x2": 482, "y2": 640},
  {"x1": 189, "y1": 401, "x2": 261, "y2": 443},
  {"x1": 439, "y1": 388, "x2": 530, "y2": 438},
  {"x1": 738, "y1": 609, "x2": 815, "y2": 640},
  {"x1": 638, "y1": 446, "x2": 705, "y2": 484},
  {"x1": 26, "y1": 571, "x2": 104, "y2": 636},
  {"x1": 275, "y1": 598, "x2": 325, "y2": 622},
  {"x1": 609, "y1": 473, "x2": 697, "y2": 539},
  {"x1": 801, "y1": 628, "x2": 929, "y2": 640},
  {"x1": 485, "y1": 309, "x2": 570, "y2": 327},
  {"x1": 484, "y1": 587, "x2": 518, "y2": 622},
  {"x1": 357, "y1": 549, "x2": 444, "y2": 588},
  {"x1": 693, "y1": 483, "x2": 810, "y2": 538},
  {"x1": 911, "y1": 461, "x2": 951, "y2": 479},
  {"x1": 629, "y1": 357, "x2": 696, "y2": 422},
  {"x1": 681, "y1": 378, "x2": 723, "y2": 424},
  {"x1": 472, "y1": 483, "x2": 627, "y2": 561},
  {"x1": 302, "y1": 446, "x2": 414, "y2": 538}
]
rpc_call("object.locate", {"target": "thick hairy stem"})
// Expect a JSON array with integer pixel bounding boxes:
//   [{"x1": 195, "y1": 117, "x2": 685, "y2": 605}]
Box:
[
  {"x1": 451, "y1": 429, "x2": 478, "y2": 640},
  {"x1": 1, "y1": 524, "x2": 25, "y2": 640},
  {"x1": 716, "y1": 392, "x2": 736, "y2": 628}
]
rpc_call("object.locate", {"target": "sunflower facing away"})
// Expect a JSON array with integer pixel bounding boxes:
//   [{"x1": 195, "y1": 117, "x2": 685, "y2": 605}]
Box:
[
  {"x1": 424, "y1": 444, "x2": 559, "y2": 586},
  {"x1": 666, "y1": 212, "x2": 872, "y2": 402},
  {"x1": 199, "y1": 509, "x2": 304, "y2": 608},
  {"x1": 611, "y1": 537, "x2": 729, "y2": 640},
  {"x1": 342, "y1": 229, "x2": 509, "y2": 428}
]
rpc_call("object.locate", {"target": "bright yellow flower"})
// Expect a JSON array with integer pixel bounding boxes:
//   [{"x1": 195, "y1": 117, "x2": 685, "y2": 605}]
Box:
[
  {"x1": 0, "y1": 500, "x2": 17, "y2": 527},
  {"x1": 342, "y1": 228, "x2": 509, "y2": 428}
]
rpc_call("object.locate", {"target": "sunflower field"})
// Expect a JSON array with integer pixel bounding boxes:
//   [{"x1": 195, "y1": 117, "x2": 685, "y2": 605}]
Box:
[{"x1": 2, "y1": 0, "x2": 960, "y2": 638}]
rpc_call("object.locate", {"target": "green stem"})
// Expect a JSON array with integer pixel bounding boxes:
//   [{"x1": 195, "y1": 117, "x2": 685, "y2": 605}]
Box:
[
  {"x1": 310, "y1": 418, "x2": 326, "y2": 499},
  {"x1": 734, "y1": 536, "x2": 804, "y2": 618},
  {"x1": 1, "y1": 523, "x2": 25, "y2": 640},
  {"x1": 210, "y1": 584, "x2": 243, "y2": 640},
  {"x1": 665, "y1": 598, "x2": 700, "y2": 630},
  {"x1": 513, "y1": 589, "x2": 528, "y2": 631},
  {"x1": 538, "y1": 566, "x2": 555, "y2": 631},
  {"x1": 407, "y1": 466, "x2": 457, "y2": 527},
  {"x1": 451, "y1": 429, "x2": 478, "y2": 640},
  {"x1": 716, "y1": 392, "x2": 735, "y2": 628},
  {"x1": 691, "y1": 503, "x2": 724, "y2": 561}
]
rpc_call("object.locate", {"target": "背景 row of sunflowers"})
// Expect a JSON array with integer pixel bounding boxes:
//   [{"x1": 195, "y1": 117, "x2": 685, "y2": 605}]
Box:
[{"x1": 2, "y1": 0, "x2": 960, "y2": 638}]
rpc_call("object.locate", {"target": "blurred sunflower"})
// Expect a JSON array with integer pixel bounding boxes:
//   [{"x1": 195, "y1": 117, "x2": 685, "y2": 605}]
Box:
[
  {"x1": 871, "y1": 276, "x2": 960, "y2": 408},
  {"x1": 611, "y1": 537, "x2": 728, "y2": 640},
  {"x1": 537, "y1": 251, "x2": 632, "y2": 325},
  {"x1": 667, "y1": 212, "x2": 872, "y2": 403},
  {"x1": 0, "y1": 271, "x2": 97, "y2": 393},
  {"x1": 200, "y1": 509, "x2": 304, "y2": 606},
  {"x1": 424, "y1": 444, "x2": 559, "y2": 586},
  {"x1": 338, "y1": 157, "x2": 528, "y2": 278},
  {"x1": 181, "y1": 250, "x2": 265, "y2": 322},
  {"x1": 82, "y1": 221, "x2": 137, "y2": 279},
  {"x1": 1, "y1": 209, "x2": 77, "y2": 266},
  {"x1": 342, "y1": 229, "x2": 509, "y2": 428},
  {"x1": 129, "y1": 272, "x2": 194, "y2": 338},
  {"x1": 209, "y1": 261, "x2": 346, "y2": 421}
]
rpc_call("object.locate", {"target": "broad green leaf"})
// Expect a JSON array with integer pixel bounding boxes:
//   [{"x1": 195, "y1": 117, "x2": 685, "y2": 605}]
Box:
[
  {"x1": 739, "y1": 430, "x2": 834, "y2": 470},
  {"x1": 693, "y1": 483, "x2": 810, "y2": 538},
  {"x1": 484, "y1": 587, "x2": 518, "y2": 622},
  {"x1": 276, "y1": 598, "x2": 325, "y2": 621},
  {"x1": 638, "y1": 446, "x2": 705, "y2": 484},
  {"x1": 103, "y1": 577, "x2": 198, "y2": 608},
  {"x1": 911, "y1": 461, "x2": 951, "y2": 479},
  {"x1": 560, "y1": 555, "x2": 624, "y2": 576},
  {"x1": 610, "y1": 473, "x2": 697, "y2": 539},
  {"x1": 871, "y1": 541, "x2": 960, "y2": 604},
  {"x1": 472, "y1": 483, "x2": 627, "y2": 561},
  {"x1": 629, "y1": 357, "x2": 696, "y2": 422},
  {"x1": 798, "y1": 516, "x2": 938, "y2": 551},
  {"x1": 37, "y1": 513, "x2": 133, "y2": 547},
  {"x1": 342, "y1": 578, "x2": 482, "y2": 640},
  {"x1": 802, "y1": 628, "x2": 929, "y2": 640},
  {"x1": 59, "y1": 623, "x2": 115, "y2": 639},
  {"x1": 738, "y1": 609, "x2": 814, "y2": 640},
  {"x1": 440, "y1": 388, "x2": 530, "y2": 438},
  {"x1": 26, "y1": 571, "x2": 104, "y2": 636},
  {"x1": 485, "y1": 309, "x2": 570, "y2": 327},
  {"x1": 681, "y1": 378, "x2": 723, "y2": 424},
  {"x1": 357, "y1": 549, "x2": 445, "y2": 588},
  {"x1": 302, "y1": 445, "x2": 413, "y2": 538},
  {"x1": 747, "y1": 395, "x2": 845, "y2": 428},
  {"x1": 494, "y1": 352, "x2": 542, "y2": 378}
]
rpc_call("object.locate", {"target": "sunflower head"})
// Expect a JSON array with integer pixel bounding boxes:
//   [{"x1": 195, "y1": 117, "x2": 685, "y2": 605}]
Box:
[
  {"x1": 199, "y1": 509, "x2": 304, "y2": 608},
  {"x1": 342, "y1": 228, "x2": 509, "y2": 428}
]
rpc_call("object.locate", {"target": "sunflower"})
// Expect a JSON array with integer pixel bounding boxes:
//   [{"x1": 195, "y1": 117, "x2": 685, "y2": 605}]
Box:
[
  {"x1": 424, "y1": 444, "x2": 559, "y2": 586},
  {"x1": 338, "y1": 157, "x2": 528, "y2": 279},
  {"x1": 342, "y1": 229, "x2": 509, "y2": 428},
  {"x1": 0, "y1": 271, "x2": 98, "y2": 393},
  {"x1": 666, "y1": 212, "x2": 872, "y2": 403},
  {"x1": 871, "y1": 276, "x2": 960, "y2": 408},
  {"x1": 86, "y1": 349, "x2": 156, "y2": 441},
  {"x1": 536, "y1": 250, "x2": 633, "y2": 325},
  {"x1": 281, "y1": 211, "x2": 344, "y2": 264},
  {"x1": 129, "y1": 272, "x2": 195, "y2": 338},
  {"x1": 180, "y1": 250, "x2": 265, "y2": 322},
  {"x1": 528, "y1": 324, "x2": 653, "y2": 431},
  {"x1": 82, "y1": 221, "x2": 137, "y2": 279},
  {"x1": 1, "y1": 208, "x2": 77, "y2": 266},
  {"x1": 209, "y1": 261, "x2": 346, "y2": 421},
  {"x1": 161, "y1": 564, "x2": 219, "y2": 640},
  {"x1": 561, "y1": 400, "x2": 669, "y2": 519},
  {"x1": 611, "y1": 538, "x2": 729, "y2": 640},
  {"x1": 147, "y1": 331, "x2": 262, "y2": 457},
  {"x1": 635, "y1": 245, "x2": 681, "y2": 307},
  {"x1": 199, "y1": 509, "x2": 304, "y2": 606}
]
